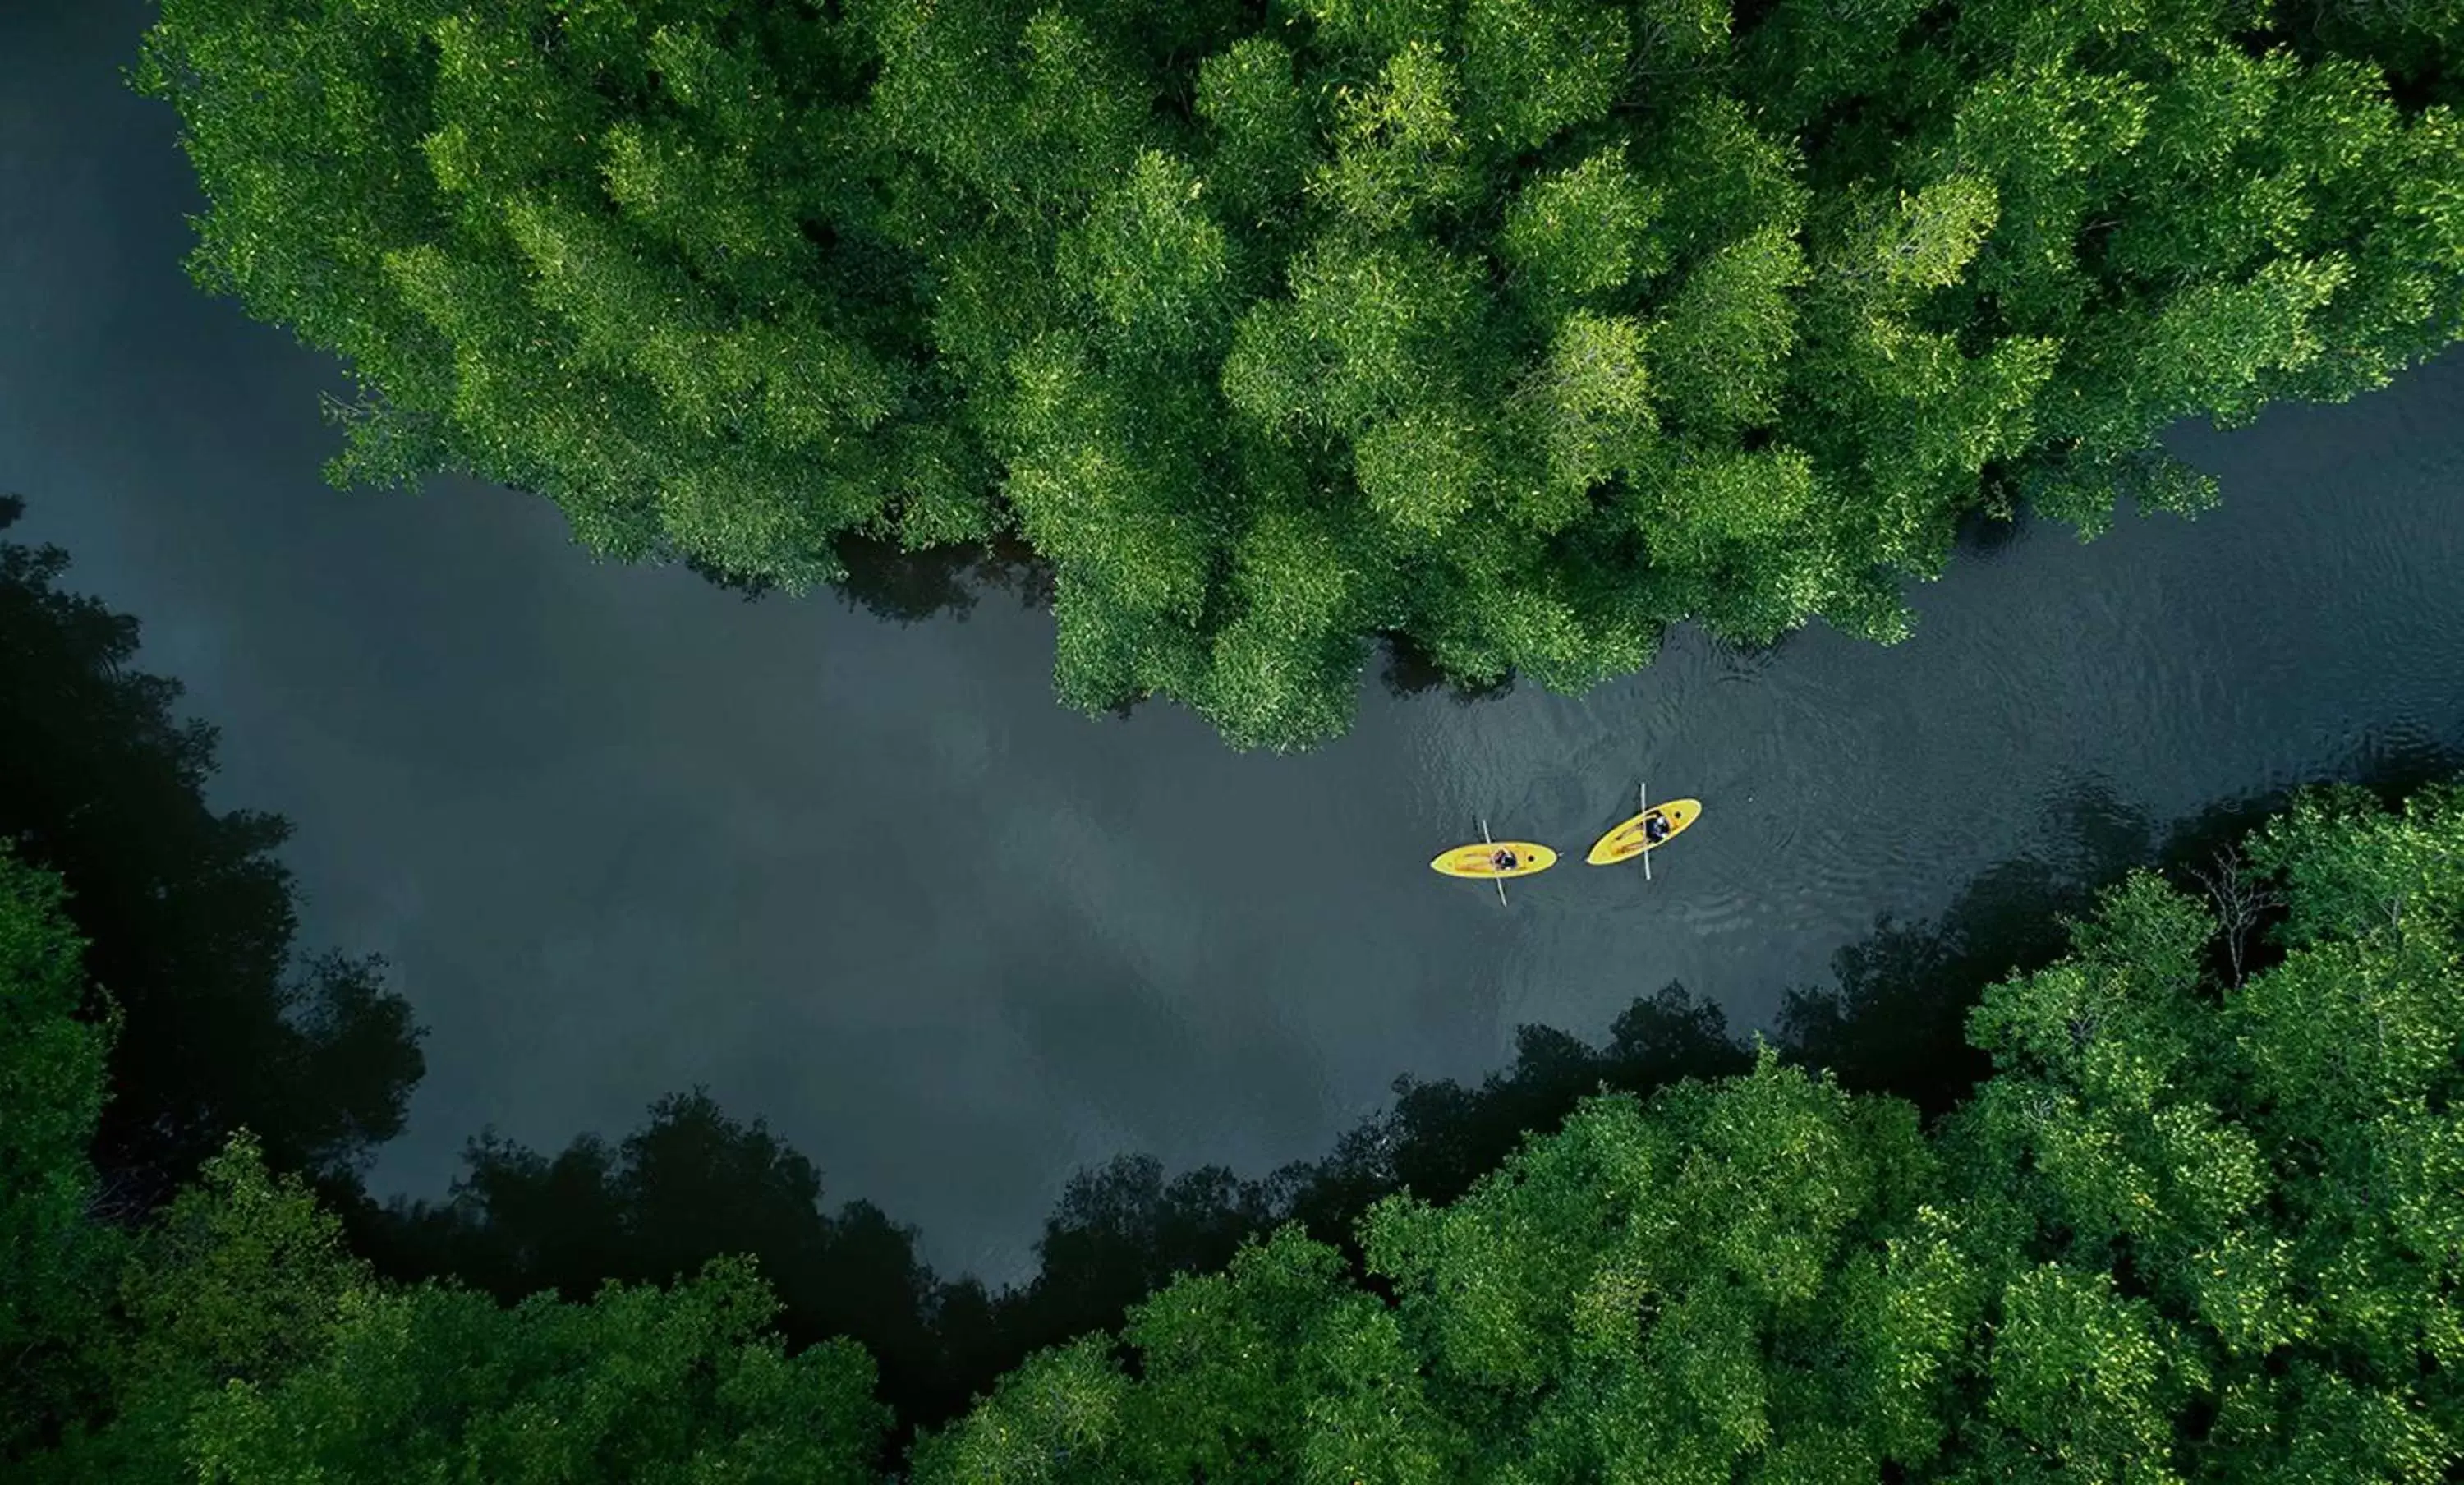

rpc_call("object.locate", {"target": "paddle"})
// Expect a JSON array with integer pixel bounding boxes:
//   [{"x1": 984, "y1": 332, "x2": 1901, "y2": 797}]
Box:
[
  {"x1": 1639, "y1": 780, "x2": 1651, "y2": 884},
  {"x1": 1480, "y1": 816, "x2": 1509, "y2": 908}
]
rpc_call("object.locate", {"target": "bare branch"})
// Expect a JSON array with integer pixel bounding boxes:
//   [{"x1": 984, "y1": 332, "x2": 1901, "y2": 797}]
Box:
[{"x1": 2190, "y1": 847, "x2": 2281, "y2": 986}]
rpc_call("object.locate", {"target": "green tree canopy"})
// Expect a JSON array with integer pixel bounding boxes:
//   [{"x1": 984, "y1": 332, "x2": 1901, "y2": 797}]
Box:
[
  {"x1": 0, "y1": 845, "x2": 120, "y2": 1456},
  {"x1": 178, "y1": 1255, "x2": 889, "y2": 1484},
  {"x1": 357, "y1": 1088, "x2": 951, "y2": 1432},
  {"x1": 133, "y1": 0, "x2": 2464, "y2": 747},
  {"x1": 30, "y1": 1133, "x2": 380, "y2": 1482},
  {"x1": 30, "y1": 1136, "x2": 891, "y2": 1484}
]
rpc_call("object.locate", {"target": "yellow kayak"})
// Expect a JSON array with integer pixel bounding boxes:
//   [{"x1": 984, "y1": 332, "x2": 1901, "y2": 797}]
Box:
[
  {"x1": 1431, "y1": 841, "x2": 1558, "y2": 879},
  {"x1": 1586, "y1": 799, "x2": 1702, "y2": 866}
]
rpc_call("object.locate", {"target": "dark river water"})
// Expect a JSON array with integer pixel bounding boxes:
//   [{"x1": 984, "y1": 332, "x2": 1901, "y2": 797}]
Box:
[{"x1": 7, "y1": 1, "x2": 2462, "y2": 1283}]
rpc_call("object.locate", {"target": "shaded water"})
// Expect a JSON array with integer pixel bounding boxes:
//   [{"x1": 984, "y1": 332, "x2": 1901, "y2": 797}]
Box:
[{"x1": 6, "y1": 1, "x2": 2461, "y2": 1281}]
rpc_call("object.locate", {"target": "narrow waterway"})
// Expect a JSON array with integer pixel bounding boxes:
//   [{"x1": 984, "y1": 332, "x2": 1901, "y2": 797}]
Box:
[{"x1": 6, "y1": 0, "x2": 2460, "y2": 1282}]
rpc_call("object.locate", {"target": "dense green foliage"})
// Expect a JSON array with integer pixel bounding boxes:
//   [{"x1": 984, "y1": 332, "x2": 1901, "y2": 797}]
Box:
[
  {"x1": 133, "y1": 0, "x2": 2464, "y2": 747},
  {"x1": 174, "y1": 1254, "x2": 887, "y2": 1483},
  {"x1": 0, "y1": 847, "x2": 120, "y2": 1455},
  {"x1": 913, "y1": 783, "x2": 2464, "y2": 1479},
  {"x1": 27, "y1": 1136, "x2": 890, "y2": 1483},
  {"x1": 353, "y1": 1089, "x2": 958, "y2": 1426},
  {"x1": 0, "y1": 496, "x2": 425, "y2": 1207}
]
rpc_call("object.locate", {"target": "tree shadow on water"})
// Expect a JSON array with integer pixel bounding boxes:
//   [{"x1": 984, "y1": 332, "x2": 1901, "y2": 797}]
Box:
[
  {"x1": 2141, "y1": 730, "x2": 2464, "y2": 982},
  {"x1": 975, "y1": 982, "x2": 1754, "y2": 1382},
  {"x1": 1368, "y1": 627, "x2": 1795, "y2": 701},
  {"x1": 831, "y1": 534, "x2": 1055, "y2": 623},
  {"x1": 1779, "y1": 775, "x2": 2158, "y2": 1116},
  {"x1": 688, "y1": 534, "x2": 1055, "y2": 623},
  {"x1": 341, "y1": 1088, "x2": 953, "y2": 1460},
  {"x1": 0, "y1": 494, "x2": 427, "y2": 1217},
  {"x1": 1779, "y1": 731, "x2": 2464, "y2": 1115},
  {"x1": 1952, "y1": 499, "x2": 2033, "y2": 558},
  {"x1": 1376, "y1": 631, "x2": 1517, "y2": 705}
]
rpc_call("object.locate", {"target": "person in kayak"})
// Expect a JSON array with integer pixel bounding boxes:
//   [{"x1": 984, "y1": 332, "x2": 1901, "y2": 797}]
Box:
[
  {"x1": 1643, "y1": 813, "x2": 1671, "y2": 845},
  {"x1": 1491, "y1": 848, "x2": 1519, "y2": 871}
]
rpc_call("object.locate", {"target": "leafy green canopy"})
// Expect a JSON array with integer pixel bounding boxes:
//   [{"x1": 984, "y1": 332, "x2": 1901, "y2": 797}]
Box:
[
  {"x1": 361, "y1": 1088, "x2": 955, "y2": 1433},
  {"x1": 135, "y1": 0, "x2": 2464, "y2": 745},
  {"x1": 0, "y1": 846, "x2": 120, "y2": 1456},
  {"x1": 30, "y1": 1137, "x2": 892, "y2": 1484},
  {"x1": 914, "y1": 784, "x2": 2464, "y2": 1481}
]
